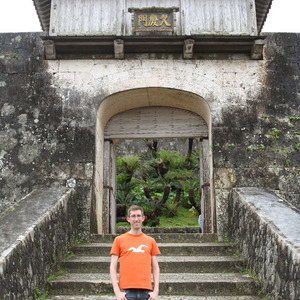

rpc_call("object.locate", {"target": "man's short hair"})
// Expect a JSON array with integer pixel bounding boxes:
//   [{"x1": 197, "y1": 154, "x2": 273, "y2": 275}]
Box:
[{"x1": 127, "y1": 205, "x2": 144, "y2": 217}]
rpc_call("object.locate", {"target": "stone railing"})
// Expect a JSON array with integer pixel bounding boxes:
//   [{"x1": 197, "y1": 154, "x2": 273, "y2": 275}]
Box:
[
  {"x1": 0, "y1": 187, "x2": 79, "y2": 299},
  {"x1": 228, "y1": 187, "x2": 300, "y2": 300}
]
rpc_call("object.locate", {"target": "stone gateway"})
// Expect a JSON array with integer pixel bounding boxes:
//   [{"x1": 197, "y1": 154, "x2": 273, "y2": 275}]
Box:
[{"x1": 0, "y1": 1, "x2": 299, "y2": 299}]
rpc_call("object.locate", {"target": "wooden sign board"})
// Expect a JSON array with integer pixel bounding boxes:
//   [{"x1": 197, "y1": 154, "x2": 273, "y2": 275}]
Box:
[{"x1": 129, "y1": 7, "x2": 179, "y2": 34}]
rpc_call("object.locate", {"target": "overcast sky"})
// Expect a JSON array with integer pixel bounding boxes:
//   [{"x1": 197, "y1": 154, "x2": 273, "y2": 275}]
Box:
[{"x1": 0, "y1": 0, "x2": 299, "y2": 33}]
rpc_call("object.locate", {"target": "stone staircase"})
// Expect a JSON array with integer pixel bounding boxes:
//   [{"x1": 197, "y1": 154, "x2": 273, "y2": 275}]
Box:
[{"x1": 46, "y1": 228, "x2": 262, "y2": 299}]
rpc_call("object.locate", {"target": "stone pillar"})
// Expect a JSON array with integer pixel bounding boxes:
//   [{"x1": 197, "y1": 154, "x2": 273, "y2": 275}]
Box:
[{"x1": 199, "y1": 138, "x2": 213, "y2": 233}]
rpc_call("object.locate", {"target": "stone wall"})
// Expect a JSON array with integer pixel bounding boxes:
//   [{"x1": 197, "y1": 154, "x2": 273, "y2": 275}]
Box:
[
  {"x1": 213, "y1": 33, "x2": 300, "y2": 239},
  {"x1": 214, "y1": 34, "x2": 300, "y2": 209},
  {"x1": 0, "y1": 187, "x2": 79, "y2": 300},
  {"x1": 228, "y1": 188, "x2": 300, "y2": 300},
  {"x1": 0, "y1": 33, "x2": 93, "y2": 237},
  {"x1": 0, "y1": 32, "x2": 299, "y2": 237}
]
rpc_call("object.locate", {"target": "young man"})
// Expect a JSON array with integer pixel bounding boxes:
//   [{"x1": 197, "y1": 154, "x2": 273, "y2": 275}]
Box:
[{"x1": 110, "y1": 205, "x2": 160, "y2": 300}]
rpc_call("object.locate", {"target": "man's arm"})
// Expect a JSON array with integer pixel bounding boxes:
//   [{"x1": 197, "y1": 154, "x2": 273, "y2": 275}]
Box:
[
  {"x1": 148, "y1": 255, "x2": 160, "y2": 300},
  {"x1": 109, "y1": 254, "x2": 127, "y2": 300}
]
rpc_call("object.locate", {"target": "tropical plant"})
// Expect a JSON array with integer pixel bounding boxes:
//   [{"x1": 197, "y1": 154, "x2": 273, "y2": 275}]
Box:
[
  {"x1": 189, "y1": 149, "x2": 200, "y2": 171},
  {"x1": 116, "y1": 139, "x2": 200, "y2": 226},
  {"x1": 117, "y1": 155, "x2": 141, "y2": 182},
  {"x1": 166, "y1": 200, "x2": 179, "y2": 217},
  {"x1": 159, "y1": 149, "x2": 185, "y2": 169}
]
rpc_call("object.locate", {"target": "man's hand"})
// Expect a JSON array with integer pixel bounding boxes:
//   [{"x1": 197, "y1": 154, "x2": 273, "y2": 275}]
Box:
[
  {"x1": 115, "y1": 290, "x2": 127, "y2": 300},
  {"x1": 148, "y1": 291, "x2": 158, "y2": 300}
]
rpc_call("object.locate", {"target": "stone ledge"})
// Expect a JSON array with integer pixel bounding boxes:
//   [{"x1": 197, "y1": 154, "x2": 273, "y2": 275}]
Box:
[
  {"x1": 229, "y1": 187, "x2": 300, "y2": 300},
  {"x1": 0, "y1": 187, "x2": 79, "y2": 299},
  {"x1": 234, "y1": 187, "x2": 300, "y2": 248},
  {"x1": 0, "y1": 187, "x2": 70, "y2": 253}
]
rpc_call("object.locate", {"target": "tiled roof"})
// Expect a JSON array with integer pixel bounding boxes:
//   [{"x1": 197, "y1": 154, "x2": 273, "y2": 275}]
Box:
[
  {"x1": 255, "y1": 0, "x2": 273, "y2": 34},
  {"x1": 32, "y1": 0, "x2": 51, "y2": 32},
  {"x1": 33, "y1": 0, "x2": 273, "y2": 35}
]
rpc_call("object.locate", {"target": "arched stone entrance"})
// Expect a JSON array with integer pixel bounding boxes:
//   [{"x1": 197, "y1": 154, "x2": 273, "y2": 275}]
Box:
[{"x1": 92, "y1": 87, "x2": 215, "y2": 234}]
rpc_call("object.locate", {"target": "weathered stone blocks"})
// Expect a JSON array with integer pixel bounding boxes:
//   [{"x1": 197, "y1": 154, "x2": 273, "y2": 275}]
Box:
[
  {"x1": 0, "y1": 31, "x2": 299, "y2": 247},
  {"x1": 0, "y1": 187, "x2": 79, "y2": 300},
  {"x1": 229, "y1": 188, "x2": 300, "y2": 300}
]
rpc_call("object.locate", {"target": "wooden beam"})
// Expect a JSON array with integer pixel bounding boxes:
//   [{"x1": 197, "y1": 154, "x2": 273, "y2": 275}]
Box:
[
  {"x1": 42, "y1": 35, "x2": 266, "y2": 59},
  {"x1": 251, "y1": 39, "x2": 264, "y2": 60},
  {"x1": 114, "y1": 39, "x2": 124, "y2": 59},
  {"x1": 44, "y1": 40, "x2": 56, "y2": 59},
  {"x1": 183, "y1": 39, "x2": 194, "y2": 59}
]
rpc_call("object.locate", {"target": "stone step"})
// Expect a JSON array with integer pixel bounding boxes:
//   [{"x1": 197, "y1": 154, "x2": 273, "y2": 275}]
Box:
[
  {"x1": 62, "y1": 255, "x2": 245, "y2": 273},
  {"x1": 90, "y1": 233, "x2": 217, "y2": 243},
  {"x1": 47, "y1": 273, "x2": 260, "y2": 297},
  {"x1": 47, "y1": 295, "x2": 262, "y2": 300},
  {"x1": 73, "y1": 242, "x2": 235, "y2": 256},
  {"x1": 47, "y1": 232, "x2": 261, "y2": 298}
]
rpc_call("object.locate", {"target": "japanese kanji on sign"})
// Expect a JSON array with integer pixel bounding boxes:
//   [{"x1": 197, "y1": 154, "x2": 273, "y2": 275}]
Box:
[{"x1": 129, "y1": 7, "x2": 179, "y2": 34}]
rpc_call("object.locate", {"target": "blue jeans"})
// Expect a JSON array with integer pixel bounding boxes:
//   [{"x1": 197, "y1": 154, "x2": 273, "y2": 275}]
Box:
[{"x1": 121, "y1": 289, "x2": 151, "y2": 300}]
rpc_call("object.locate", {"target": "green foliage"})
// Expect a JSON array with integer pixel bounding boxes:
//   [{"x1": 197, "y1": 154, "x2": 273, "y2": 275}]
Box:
[
  {"x1": 116, "y1": 190, "x2": 135, "y2": 205},
  {"x1": 159, "y1": 205, "x2": 198, "y2": 227},
  {"x1": 116, "y1": 178, "x2": 163, "y2": 215},
  {"x1": 117, "y1": 204, "x2": 198, "y2": 228},
  {"x1": 247, "y1": 146, "x2": 257, "y2": 151},
  {"x1": 116, "y1": 140, "x2": 201, "y2": 227},
  {"x1": 165, "y1": 201, "x2": 179, "y2": 217},
  {"x1": 257, "y1": 291, "x2": 268, "y2": 299},
  {"x1": 0, "y1": 53, "x2": 18, "y2": 59},
  {"x1": 240, "y1": 268, "x2": 258, "y2": 281},
  {"x1": 47, "y1": 269, "x2": 67, "y2": 282},
  {"x1": 1, "y1": 206, "x2": 15, "y2": 214},
  {"x1": 158, "y1": 149, "x2": 185, "y2": 169},
  {"x1": 183, "y1": 179, "x2": 200, "y2": 190},
  {"x1": 269, "y1": 128, "x2": 281, "y2": 140},
  {"x1": 117, "y1": 173, "x2": 131, "y2": 185},
  {"x1": 247, "y1": 144, "x2": 267, "y2": 152},
  {"x1": 145, "y1": 177, "x2": 168, "y2": 193},
  {"x1": 224, "y1": 232, "x2": 234, "y2": 245},
  {"x1": 189, "y1": 149, "x2": 200, "y2": 171},
  {"x1": 51, "y1": 254, "x2": 57, "y2": 266},
  {"x1": 33, "y1": 288, "x2": 48, "y2": 300},
  {"x1": 164, "y1": 169, "x2": 194, "y2": 181},
  {"x1": 117, "y1": 155, "x2": 140, "y2": 174},
  {"x1": 291, "y1": 130, "x2": 300, "y2": 138}
]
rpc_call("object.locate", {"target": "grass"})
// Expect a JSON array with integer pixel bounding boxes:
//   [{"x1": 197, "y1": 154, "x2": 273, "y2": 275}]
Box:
[
  {"x1": 117, "y1": 205, "x2": 199, "y2": 228},
  {"x1": 46, "y1": 269, "x2": 67, "y2": 281}
]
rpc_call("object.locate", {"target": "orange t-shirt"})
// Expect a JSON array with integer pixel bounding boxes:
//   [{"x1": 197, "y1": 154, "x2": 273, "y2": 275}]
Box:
[{"x1": 110, "y1": 232, "x2": 160, "y2": 290}]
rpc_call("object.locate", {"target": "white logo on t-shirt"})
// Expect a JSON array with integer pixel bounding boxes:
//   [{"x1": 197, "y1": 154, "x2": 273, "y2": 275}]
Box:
[{"x1": 127, "y1": 245, "x2": 148, "y2": 253}]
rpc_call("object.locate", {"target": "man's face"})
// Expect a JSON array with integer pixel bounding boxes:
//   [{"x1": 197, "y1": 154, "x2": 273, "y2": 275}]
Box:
[{"x1": 126, "y1": 209, "x2": 145, "y2": 229}]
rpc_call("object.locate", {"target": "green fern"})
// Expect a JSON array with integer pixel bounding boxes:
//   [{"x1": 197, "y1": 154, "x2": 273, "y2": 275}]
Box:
[{"x1": 118, "y1": 155, "x2": 140, "y2": 173}]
